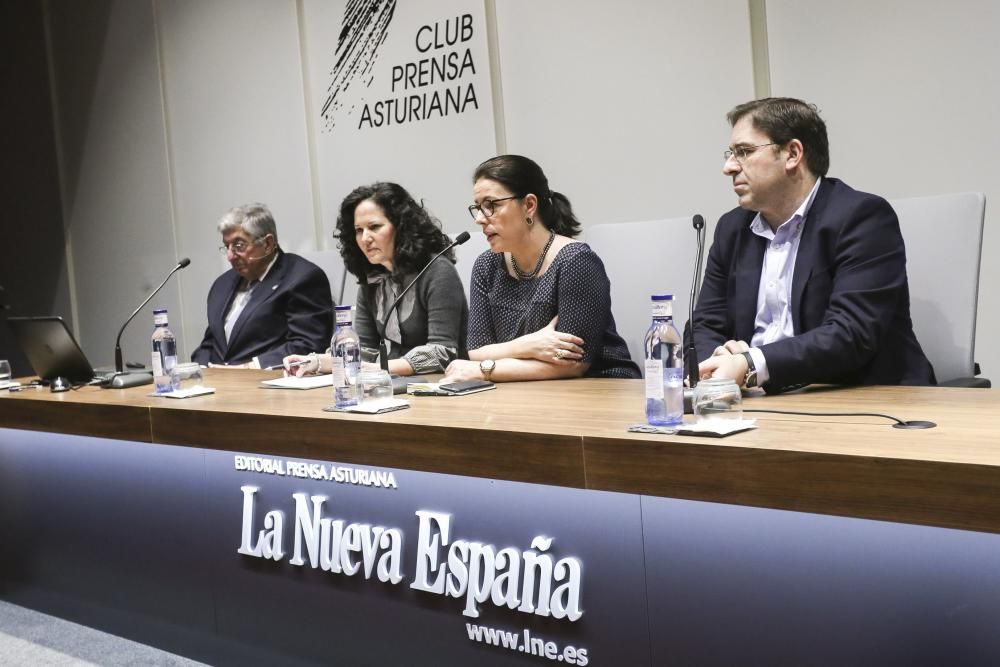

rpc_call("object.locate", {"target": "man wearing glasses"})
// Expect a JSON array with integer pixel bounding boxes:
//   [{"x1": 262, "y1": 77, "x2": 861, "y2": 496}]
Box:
[
  {"x1": 693, "y1": 97, "x2": 934, "y2": 393},
  {"x1": 192, "y1": 203, "x2": 333, "y2": 369}
]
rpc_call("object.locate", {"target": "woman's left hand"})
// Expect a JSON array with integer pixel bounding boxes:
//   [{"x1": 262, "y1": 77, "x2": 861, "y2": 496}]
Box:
[
  {"x1": 514, "y1": 317, "x2": 584, "y2": 363},
  {"x1": 443, "y1": 359, "x2": 484, "y2": 382}
]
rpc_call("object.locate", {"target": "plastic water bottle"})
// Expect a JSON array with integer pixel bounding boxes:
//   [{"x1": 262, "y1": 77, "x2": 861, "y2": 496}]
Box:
[
  {"x1": 331, "y1": 305, "x2": 361, "y2": 408},
  {"x1": 151, "y1": 308, "x2": 178, "y2": 394},
  {"x1": 644, "y1": 294, "x2": 684, "y2": 425}
]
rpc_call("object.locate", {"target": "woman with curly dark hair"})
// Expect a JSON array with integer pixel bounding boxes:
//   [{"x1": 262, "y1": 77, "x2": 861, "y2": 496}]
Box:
[{"x1": 284, "y1": 182, "x2": 467, "y2": 376}]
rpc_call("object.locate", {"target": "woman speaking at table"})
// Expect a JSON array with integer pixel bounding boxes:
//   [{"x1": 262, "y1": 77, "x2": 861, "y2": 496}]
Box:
[
  {"x1": 284, "y1": 182, "x2": 467, "y2": 377},
  {"x1": 444, "y1": 154, "x2": 639, "y2": 383}
]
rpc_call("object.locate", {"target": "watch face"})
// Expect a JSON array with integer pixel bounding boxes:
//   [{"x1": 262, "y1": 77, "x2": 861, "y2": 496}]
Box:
[{"x1": 480, "y1": 360, "x2": 495, "y2": 373}]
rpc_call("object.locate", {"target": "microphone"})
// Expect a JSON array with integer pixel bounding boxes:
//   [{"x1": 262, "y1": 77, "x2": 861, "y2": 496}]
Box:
[
  {"x1": 683, "y1": 215, "x2": 706, "y2": 413},
  {"x1": 107, "y1": 258, "x2": 191, "y2": 389},
  {"x1": 243, "y1": 248, "x2": 277, "y2": 263},
  {"x1": 379, "y1": 232, "x2": 471, "y2": 371}
]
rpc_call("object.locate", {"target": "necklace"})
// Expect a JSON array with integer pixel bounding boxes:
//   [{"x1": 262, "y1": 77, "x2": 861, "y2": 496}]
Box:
[{"x1": 511, "y1": 231, "x2": 555, "y2": 280}]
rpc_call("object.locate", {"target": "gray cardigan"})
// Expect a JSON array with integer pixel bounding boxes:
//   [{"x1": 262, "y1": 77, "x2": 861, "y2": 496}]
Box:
[{"x1": 353, "y1": 259, "x2": 468, "y2": 373}]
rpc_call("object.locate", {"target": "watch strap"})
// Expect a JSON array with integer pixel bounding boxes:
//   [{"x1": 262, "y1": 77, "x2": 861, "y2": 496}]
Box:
[{"x1": 741, "y1": 351, "x2": 757, "y2": 388}]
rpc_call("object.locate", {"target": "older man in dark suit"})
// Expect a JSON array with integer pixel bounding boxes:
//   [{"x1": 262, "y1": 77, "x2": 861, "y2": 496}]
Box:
[
  {"x1": 693, "y1": 98, "x2": 934, "y2": 393},
  {"x1": 192, "y1": 203, "x2": 333, "y2": 369}
]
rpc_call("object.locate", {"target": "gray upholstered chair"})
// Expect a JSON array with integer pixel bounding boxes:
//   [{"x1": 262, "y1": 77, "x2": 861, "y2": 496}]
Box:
[
  {"x1": 891, "y1": 192, "x2": 989, "y2": 387},
  {"x1": 585, "y1": 216, "x2": 698, "y2": 369}
]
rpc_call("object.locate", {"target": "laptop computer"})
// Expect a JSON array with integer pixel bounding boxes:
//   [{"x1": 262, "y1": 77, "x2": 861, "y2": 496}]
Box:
[{"x1": 8, "y1": 316, "x2": 115, "y2": 384}]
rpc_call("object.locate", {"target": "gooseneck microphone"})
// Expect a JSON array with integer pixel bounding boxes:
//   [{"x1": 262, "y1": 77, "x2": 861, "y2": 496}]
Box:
[
  {"x1": 685, "y1": 215, "x2": 706, "y2": 388},
  {"x1": 379, "y1": 232, "x2": 471, "y2": 371},
  {"x1": 107, "y1": 257, "x2": 191, "y2": 389},
  {"x1": 683, "y1": 215, "x2": 706, "y2": 413}
]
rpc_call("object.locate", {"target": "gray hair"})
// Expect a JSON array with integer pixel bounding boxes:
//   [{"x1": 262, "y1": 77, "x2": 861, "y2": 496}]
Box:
[{"x1": 217, "y1": 203, "x2": 279, "y2": 244}]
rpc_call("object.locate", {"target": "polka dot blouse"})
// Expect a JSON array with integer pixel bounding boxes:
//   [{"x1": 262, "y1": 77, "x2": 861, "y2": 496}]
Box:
[{"x1": 468, "y1": 242, "x2": 640, "y2": 378}]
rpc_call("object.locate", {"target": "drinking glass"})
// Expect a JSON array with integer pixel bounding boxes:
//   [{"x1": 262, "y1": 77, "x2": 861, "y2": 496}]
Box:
[
  {"x1": 0, "y1": 360, "x2": 11, "y2": 385},
  {"x1": 693, "y1": 378, "x2": 743, "y2": 423},
  {"x1": 358, "y1": 369, "x2": 394, "y2": 403},
  {"x1": 170, "y1": 362, "x2": 204, "y2": 392}
]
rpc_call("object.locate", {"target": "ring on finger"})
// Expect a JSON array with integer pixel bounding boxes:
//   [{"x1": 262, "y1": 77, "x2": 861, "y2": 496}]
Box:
[{"x1": 554, "y1": 348, "x2": 564, "y2": 360}]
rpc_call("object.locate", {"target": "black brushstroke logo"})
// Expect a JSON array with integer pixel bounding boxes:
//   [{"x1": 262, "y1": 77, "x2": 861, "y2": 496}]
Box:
[
  {"x1": 321, "y1": 0, "x2": 397, "y2": 131},
  {"x1": 322, "y1": 5, "x2": 481, "y2": 132}
]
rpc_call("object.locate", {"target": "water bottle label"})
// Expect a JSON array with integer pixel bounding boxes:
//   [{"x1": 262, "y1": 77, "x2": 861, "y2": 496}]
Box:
[
  {"x1": 335, "y1": 308, "x2": 353, "y2": 325},
  {"x1": 651, "y1": 301, "x2": 672, "y2": 318},
  {"x1": 644, "y1": 359, "x2": 664, "y2": 399},
  {"x1": 331, "y1": 357, "x2": 346, "y2": 386},
  {"x1": 152, "y1": 352, "x2": 164, "y2": 378}
]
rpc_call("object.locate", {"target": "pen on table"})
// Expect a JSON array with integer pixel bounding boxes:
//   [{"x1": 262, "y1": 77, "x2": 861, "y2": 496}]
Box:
[{"x1": 265, "y1": 359, "x2": 312, "y2": 371}]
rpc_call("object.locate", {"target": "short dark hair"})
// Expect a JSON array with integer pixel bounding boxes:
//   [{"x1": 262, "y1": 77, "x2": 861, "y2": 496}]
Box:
[
  {"x1": 473, "y1": 154, "x2": 582, "y2": 238},
  {"x1": 334, "y1": 182, "x2": 454, "y2": 280},
  {"x1": 727, "y1": 97, "x2": 830, "y2": 176}
]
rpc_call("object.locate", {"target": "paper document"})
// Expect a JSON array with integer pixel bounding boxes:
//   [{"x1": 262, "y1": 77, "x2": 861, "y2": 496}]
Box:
[
  {"x1": 153, "y1": 386, "x2": 216, "y2": 399},
  {"x1": 261, "y1": 374, "x2": 334, "y2": 390},
  {"x1": 628, "y1": 418, "x2": 757, "y2": 437},
  {"x1": 324, "y1": 398, "x2": 410, "y2": 414}
]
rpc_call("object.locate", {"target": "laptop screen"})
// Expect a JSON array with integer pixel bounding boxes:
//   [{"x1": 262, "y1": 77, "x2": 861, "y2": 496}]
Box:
[{"x1": 7, "y1": 316, "x2": 97, "y2": 382}]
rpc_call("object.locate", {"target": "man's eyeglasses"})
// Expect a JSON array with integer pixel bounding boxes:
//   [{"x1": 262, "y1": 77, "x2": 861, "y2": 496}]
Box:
[
  {"x1": 724, "y1": 143, "x2": 778, "y2": 163},
  {"x1": 468, "y1": 195, "x2": 520, "y2": 220},
  {"x1": 219, "y1": 239, "x2": 261, "y2": 255}
]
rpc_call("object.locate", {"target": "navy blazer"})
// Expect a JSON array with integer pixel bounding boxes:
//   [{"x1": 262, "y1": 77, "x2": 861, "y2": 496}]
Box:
[
  {"x1": 191, "y1": 250, "x2": 333, "y2": 368},
  {"x1": 692, "y1": 177, "x2": 935, "y2": 393}
]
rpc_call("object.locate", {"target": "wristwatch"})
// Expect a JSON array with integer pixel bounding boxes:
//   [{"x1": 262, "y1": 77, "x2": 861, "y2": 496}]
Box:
[
  {"x1": 741, "y1": 351, "x2": 758, "y2": 388},
  {"x1": 479, "y1": 359, "x2": 496, "y2": 381}
]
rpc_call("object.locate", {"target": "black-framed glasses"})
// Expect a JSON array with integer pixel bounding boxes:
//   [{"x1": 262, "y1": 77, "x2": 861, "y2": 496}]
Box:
[
  {"x1": 724, "y1": 142, "x2": 778, "y2": 163},
  {"x1": 468, "y1": 195, "x2": 520, "y2": 220}
]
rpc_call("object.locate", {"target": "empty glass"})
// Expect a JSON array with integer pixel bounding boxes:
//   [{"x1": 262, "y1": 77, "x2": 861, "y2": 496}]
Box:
[
  {"x1": 358, "y1": 369, "x2": 393, "y2": 404},
  {"x1": 693, "y1": 378, "x2": 743, "y2": 423},
  {"x1": 169, "y1": 362, "x2": 204, "y2": 392},
  {"x1": 0, "y1": 360, "x2": 11, "y2": 385}
]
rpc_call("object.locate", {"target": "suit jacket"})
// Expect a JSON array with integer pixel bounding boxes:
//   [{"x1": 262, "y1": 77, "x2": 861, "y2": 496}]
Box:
[
  {"x1": 692, "y1": 177, "x2": 935, "y2": 393},
  {"x1": 192, "y1": 250, "x2": 333, "y2": 368}
]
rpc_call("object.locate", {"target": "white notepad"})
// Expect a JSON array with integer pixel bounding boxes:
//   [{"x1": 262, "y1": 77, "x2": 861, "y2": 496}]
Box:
[
  {"x1": 153, "y1": 386, "x2": 216, "y2": 399},
  {"x1": 260, "y1": 374, "x2": 334, "y2": 390},
  {"x1": 627, "y1": 418, "x2": 757, "y2": 438},
  {"x1": 324, "y1": 398, "x2": 410, "y2": 414}
]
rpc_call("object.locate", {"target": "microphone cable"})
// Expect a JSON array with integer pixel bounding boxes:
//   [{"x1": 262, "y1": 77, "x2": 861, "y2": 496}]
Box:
[{"x1": 742, "y1": 408, "x2": 935, "y2": 429}]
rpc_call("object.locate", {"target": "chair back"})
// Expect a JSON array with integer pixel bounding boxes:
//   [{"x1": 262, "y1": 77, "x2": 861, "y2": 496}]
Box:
[
  {"x1": 889, "y1": 192, "x2": 986, "y2": 383},
  {"x1": 585, "y1": 217, "x2": 699, "y2": 368},
  {"x1": 298, "y1": 249, "x2": 356, "y2": 306}
]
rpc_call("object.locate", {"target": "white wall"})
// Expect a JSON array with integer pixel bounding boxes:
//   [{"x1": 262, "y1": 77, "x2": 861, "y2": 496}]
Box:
[
  {"x1": 157, "y1": 0, "x2": 317, "y2": 356},
  {"x1": 496, "y1": 0, "x2": 754, "y2": 231},
  {"x1": 41, "y1": 0, "x2": 998, "y2": 382},
  {"x1": 48, "y1": 0, "x2": 180, "y2": 367},
  {"x1": 767, "y1": 0, "x2": 1000, "y2": 380}
]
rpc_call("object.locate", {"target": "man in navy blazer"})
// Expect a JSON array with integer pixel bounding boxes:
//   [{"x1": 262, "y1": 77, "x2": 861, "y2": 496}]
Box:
[
  {"x1": 192, "y1": 204, "x2": 333, "y2": 369},
  {"x1": 693, "y1": 98, "x2": 934, "y2": 393}
]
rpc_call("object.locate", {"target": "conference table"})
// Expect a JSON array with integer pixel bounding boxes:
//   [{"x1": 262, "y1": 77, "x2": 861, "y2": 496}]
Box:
[{"x1": 1, "y1": 372, "x2": 999, "y2": 665}]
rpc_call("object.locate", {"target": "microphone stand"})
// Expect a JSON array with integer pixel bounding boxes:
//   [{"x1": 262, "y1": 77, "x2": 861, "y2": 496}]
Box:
[
  {"x1": 107, "y1": 258, "x2": 191, "y2": 388},
  {"x1": 683, "y1": 215, "x2": 706, "y2": 413},
  {"x1": 379, "y1": 232, "x2": 471, "y2": 371}
]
